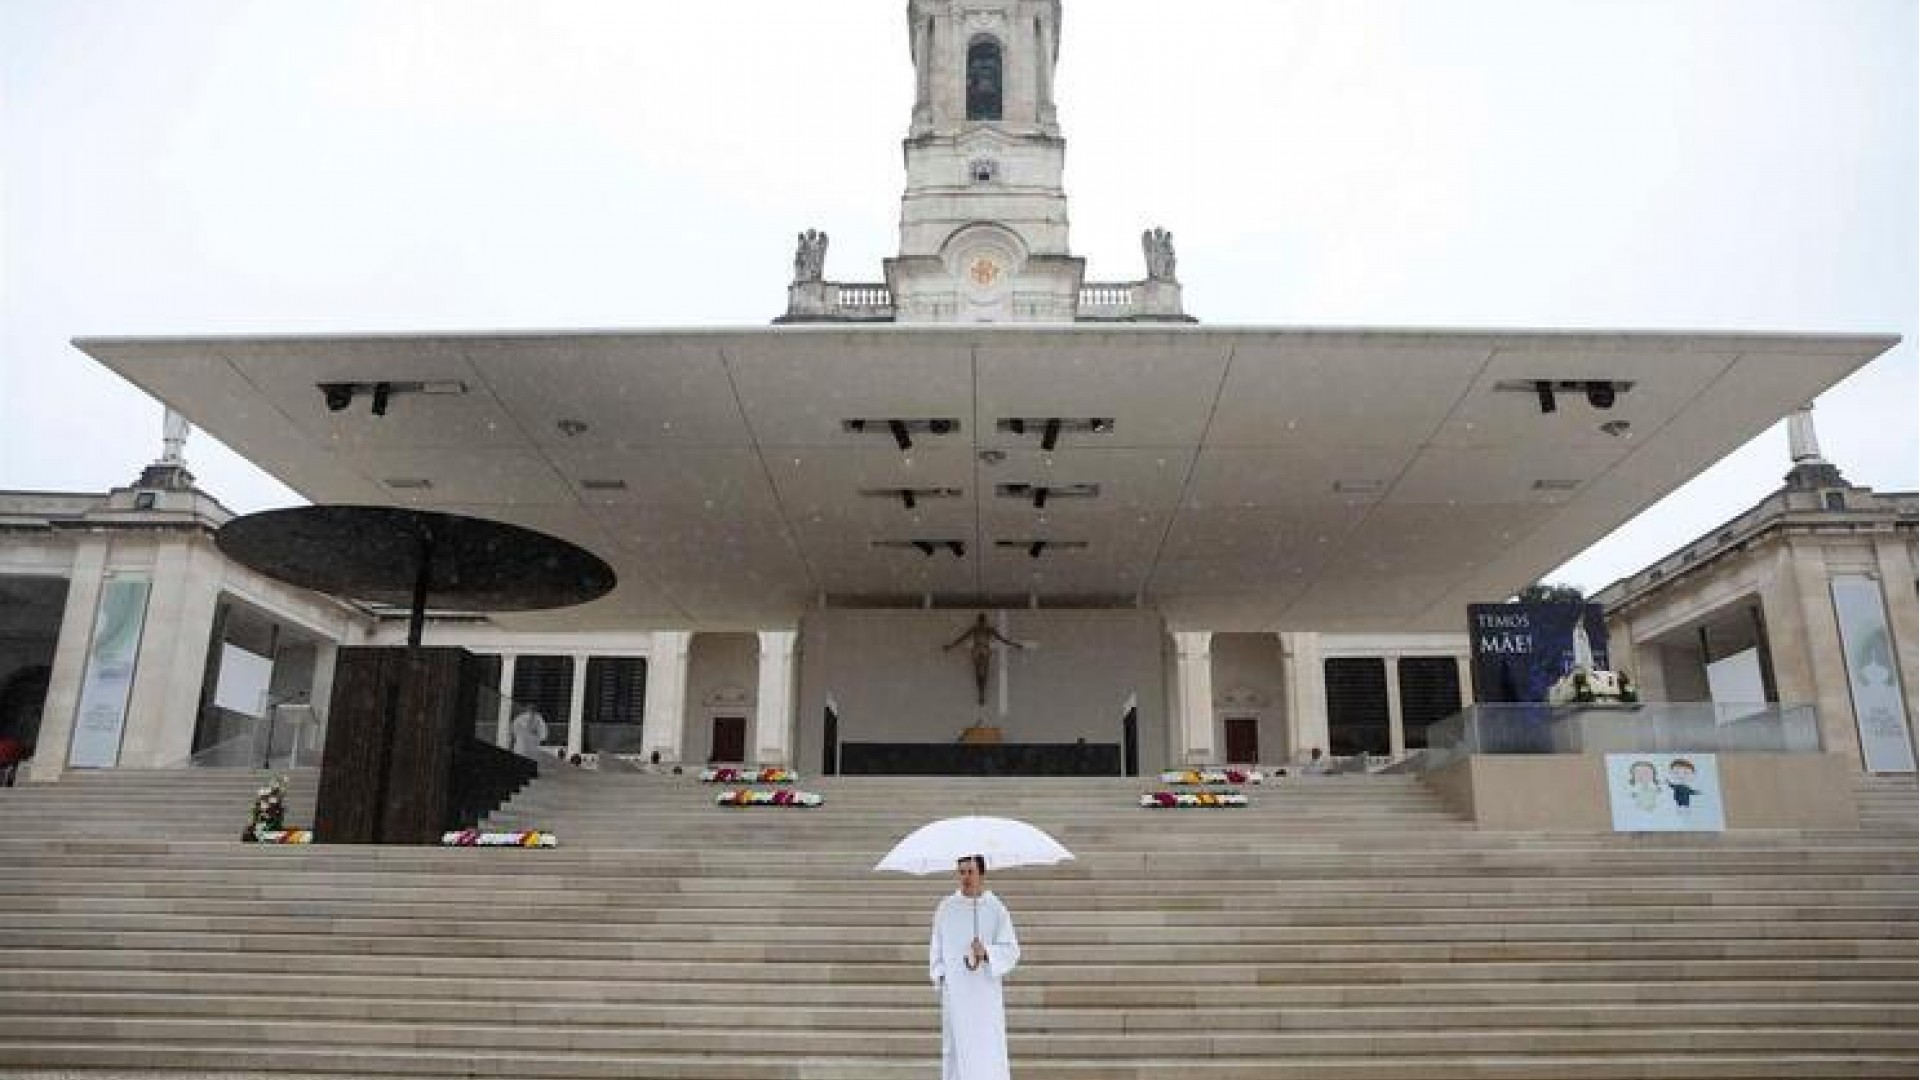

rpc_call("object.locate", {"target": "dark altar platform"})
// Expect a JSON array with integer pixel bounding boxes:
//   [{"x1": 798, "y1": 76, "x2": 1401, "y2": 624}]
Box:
[{"x1": 838, "y1": 741, "x2": 1122, "y2": 776}]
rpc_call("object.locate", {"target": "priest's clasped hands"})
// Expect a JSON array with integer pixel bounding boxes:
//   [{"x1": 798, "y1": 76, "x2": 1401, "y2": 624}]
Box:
[{"x1": 963, "y1": 936, "x2": 988, "y2": 971}]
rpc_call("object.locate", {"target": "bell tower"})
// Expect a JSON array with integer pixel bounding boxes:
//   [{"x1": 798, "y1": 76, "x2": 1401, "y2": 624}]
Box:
[
  {"x1": 778, "y1": 0, "x2": 1189, "y2": 325},
  {"x1": 887, "y1": 0, "x2": 1083, "y2": 322}
]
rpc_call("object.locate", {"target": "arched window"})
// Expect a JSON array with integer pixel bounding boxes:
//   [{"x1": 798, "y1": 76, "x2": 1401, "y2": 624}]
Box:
[{"x1": 966, "y1": 38, "x2": 1003, "y2": 121}]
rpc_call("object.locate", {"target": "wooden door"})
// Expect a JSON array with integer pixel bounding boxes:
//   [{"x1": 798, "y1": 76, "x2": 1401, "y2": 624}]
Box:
[
  {"x1": 1223, "y1": 716, "x2": 1259, "y2": 764},
  {"x1": 709, "y1": 716, "x2": 746, "y2": 763}
]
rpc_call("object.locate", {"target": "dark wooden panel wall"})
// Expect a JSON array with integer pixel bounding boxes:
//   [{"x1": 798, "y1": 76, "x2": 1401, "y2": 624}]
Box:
[{"x1": 314, "y1": 647, "x2": 484, "y2": 844}]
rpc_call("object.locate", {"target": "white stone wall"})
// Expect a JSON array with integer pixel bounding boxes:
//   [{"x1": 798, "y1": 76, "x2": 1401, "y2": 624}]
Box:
[
  {"x1": 1209, "y1": 633, "x2": 1289, "y2": 765},
  {"x1": 684, "y1": 632, "x2": 760, "y2": 765}
]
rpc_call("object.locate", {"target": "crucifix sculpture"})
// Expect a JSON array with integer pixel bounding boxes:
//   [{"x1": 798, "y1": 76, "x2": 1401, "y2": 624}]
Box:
[{"x1": 944, "y1": 613, "x2": 1025, "y2": 707}]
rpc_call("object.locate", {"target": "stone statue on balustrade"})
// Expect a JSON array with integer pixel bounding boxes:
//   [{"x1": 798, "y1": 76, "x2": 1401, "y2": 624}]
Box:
[
  {"x1": 793, "y1": 229, "x2": 829, "y2": 284},
  {"x1": 1142, "y1": 226, "x2": 1177, "y2": 282}
]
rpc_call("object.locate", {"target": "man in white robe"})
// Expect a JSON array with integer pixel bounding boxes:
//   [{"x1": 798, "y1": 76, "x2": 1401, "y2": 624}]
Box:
[
  {"x1": 929, "y1": 855, "x2": 1021, "y2": 1080},
  {"x1": 508, "y1": 707, "x2": 548, "y2": 758}
]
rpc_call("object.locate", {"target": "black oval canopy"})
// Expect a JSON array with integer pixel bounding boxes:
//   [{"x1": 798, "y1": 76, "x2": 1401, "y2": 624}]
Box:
[{"x1": 217, "y1": 506, "x2": 617, "y2": 644}]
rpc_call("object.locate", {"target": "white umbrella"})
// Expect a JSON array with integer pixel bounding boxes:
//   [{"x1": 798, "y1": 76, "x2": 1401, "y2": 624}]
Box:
[
  {"x1": 873, "y1": 815, "x2": 1074, "y2": 875},
  {"x1": 876, "y1": 815, "x2": 1073, "y2": 970}
]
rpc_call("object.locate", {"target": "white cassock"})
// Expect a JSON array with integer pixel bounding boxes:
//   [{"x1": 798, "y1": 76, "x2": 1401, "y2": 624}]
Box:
[
  {"x1": 929, "y1": 889, "x2": 1020, "y2": 1080},
  {"x1": 509, "y1": 710, "x2": 548, "y2": 757}
]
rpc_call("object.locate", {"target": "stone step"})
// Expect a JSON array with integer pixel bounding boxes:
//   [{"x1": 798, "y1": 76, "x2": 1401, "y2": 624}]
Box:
[
  {"x1": 1, "y1": 1042, "x2": 1915, "y2": 1080},
  {"x1": 8, "y1": 895, "x2": 1909, "y2": 927},
  {"x1": 6, "y1": 928, "x2": 1911, "y2": 964},
  {"x1": 0, "y1": 1015, "x2": 1913, "y2": 1057},
  {"x1": 8, "y1": 968, "x2": 1910, "y2": 1008},
  {"x1": 2, "y1": 949, "x2": 1907, "y2": 984},
  {"x1": 2, "y1": 869, "x2": 1909, "y2": 896},
  {"x1": 2, "y1": 990, "x2": 1909, "y2": 1032},
  {"x1": 5, "y1": 881, "x2": 1909, "y2": 914},
  {"x1": 8, "y1": 843, "x2": 1913, "y2": 867},
  {"x1": 6, "y1": 841, "x2": 1909, "y2": 871},
  {"x1": 5, "y1": 851, "x2": 1905, "y2": 879},
  {"x1": 7, "y1": 911, "x2": 1908, "y2": 944}
]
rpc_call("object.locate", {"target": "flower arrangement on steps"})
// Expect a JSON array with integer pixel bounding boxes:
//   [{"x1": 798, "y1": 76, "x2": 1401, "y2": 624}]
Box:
[
  {"x1": 440, "y1": 829, "x2": 558, "y2": 847},
  {"x1": 251, "y1": 829, "x2": 312, "y2": 844},
  {"x1": 700, "y1": 767, "x2": 797, "y2": 784},
  {"x1": 717, "y1": 788, "x2": 823, "y2": 808},
  {"x1": 1159, "y1": 768, "x2": 1264, "y2": 786},
  {"x1": 1140, "y1": 790, "x2": 1248, "y2": 808},
  {"x1": 241, "y1": 774, "x2": 292, "y2": 842}
]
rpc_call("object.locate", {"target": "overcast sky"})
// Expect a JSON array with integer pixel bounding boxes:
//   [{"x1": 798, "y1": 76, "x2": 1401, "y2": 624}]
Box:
[{"x1": 2, "y1": 0, "x2": 1914, "y2": 595}]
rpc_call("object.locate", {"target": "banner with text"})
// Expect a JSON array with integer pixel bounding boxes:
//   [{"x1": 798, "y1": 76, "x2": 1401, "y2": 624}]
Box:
[
  {"x1": 67, "y1": 578, "x2": 152, "y2": 768},
  {"x1": 1830, "y1": 576, "x2": 1916, "y2": 774},
  {"x1": 1468, "y1": 602, "x2": 1610, "y2": 704}
]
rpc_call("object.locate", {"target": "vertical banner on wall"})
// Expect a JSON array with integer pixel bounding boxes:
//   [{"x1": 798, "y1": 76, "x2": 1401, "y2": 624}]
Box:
[
  {"x1": 67, "y1": 578, "x2": 153, "y2": 768},
  {"x1": 1829, "y1": 576, "x2": 1917, "y2": 774},
  {"x1": 1467, "y1": 603, "x2": 1611, "y2": 703}
]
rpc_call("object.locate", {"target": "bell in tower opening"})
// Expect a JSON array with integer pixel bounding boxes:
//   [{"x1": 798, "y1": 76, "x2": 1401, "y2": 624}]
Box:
[{"x1": 966, "y1": 38, "x2": 1003, "y2": 121}]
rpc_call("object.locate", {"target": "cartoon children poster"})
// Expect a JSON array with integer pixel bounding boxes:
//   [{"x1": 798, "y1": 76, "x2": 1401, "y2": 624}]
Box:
[{"x1": 1606, "y1": 753, "x2": 1726, "y2": 832}]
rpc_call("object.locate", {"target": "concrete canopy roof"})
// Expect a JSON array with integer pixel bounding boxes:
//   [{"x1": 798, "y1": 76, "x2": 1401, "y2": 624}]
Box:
[{"x1": 78, "y1": 324, "x2": 1897, "y2": 632}]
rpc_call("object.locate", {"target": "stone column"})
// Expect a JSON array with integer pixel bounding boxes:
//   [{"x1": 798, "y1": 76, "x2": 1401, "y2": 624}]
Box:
[
  {"x1": 755, "y1": 631, "x2": 798, "y2": 766},
  {"x1": 1280, "y1": 632, "x2": 1328, "y2": 762},
  {"x1": 1172, "y1": 631, "x2": 1215, "y2": 765},
  {"x1": 1759, "y1": 548, "x2": 1814, "y2": 704},
  {"x1": 912, "y1": 13, "x2": 933, "y2": 128},
  {"x1": 1607, "y1": 616, "x2": 1636, "y2": 687},
  {"x1": 642, "y1": 631, "x2": 691, "y2": 763},
  {"x1": 122, "y1": 538, "x2": 222, "y2": 768},
  {"x1": 1455, "y1": 654, "x2": 1475, "y2": 706},
  {"x1": 307, "y1": 642, "x2": 339, "y2": 765},
  {"x1": 493, "y1": 653, "x2": 517, "y2": 746},
  {"x1": 1611, "y1": 613, "x2": 1663, "y2": 700},
  {"x1": 1786, "y1": 542, "x2": 1862, "y2": 765},
  {"x1": 565, "y1": 653, "x2": 588, "y2": 759},
  {"x1": 1385, "y1": 656, "x2": 1405, "y2": 759},
  {"x1": 1035, "y1": 10, "x2": 1056, "y2": 124},
  {"x1": 1633, "y1": 636, "x2": 1672, "y2": 702},
  {"x1": 30, "y1": 539, "x2": 109, "y2": 782}
]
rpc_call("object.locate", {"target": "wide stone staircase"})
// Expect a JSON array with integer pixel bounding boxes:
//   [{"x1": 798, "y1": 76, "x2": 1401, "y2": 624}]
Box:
[{"x1": 0, "y1": 764, "x2": 1912, "y2": 1078}]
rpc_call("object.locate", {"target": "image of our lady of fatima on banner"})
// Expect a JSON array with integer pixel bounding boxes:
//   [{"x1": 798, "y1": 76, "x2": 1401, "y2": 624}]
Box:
[{"x1": 1606, "y1": 753, "x2": 1727, "y2": 832}]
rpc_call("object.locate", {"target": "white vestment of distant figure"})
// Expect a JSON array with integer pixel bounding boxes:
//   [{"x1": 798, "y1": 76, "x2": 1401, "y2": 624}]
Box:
[
  {"x1": 929, "y1": 889, "x2": 1020, "y2": 1080},
  {"x1": 509, "y1": 709, "x2": 548, "y2": 757}
]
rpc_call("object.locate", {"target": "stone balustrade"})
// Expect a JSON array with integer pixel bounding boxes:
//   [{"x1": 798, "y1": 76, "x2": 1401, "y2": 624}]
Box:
[
  {"x1": 834, "y1": 283, "x2": 894, "y2": 309},
  {"x1": 1078, "y1": 282, "x2": 1136, "y2": 311},
  {"x1": 782, "y1": 278, "x2": 1192, "y2": 323},
  {"x1": 1077, "y1": 279, "x2": 1193, "y2": 322},
  {"x1": 779, "y1": 281, "x2": 896, "y2": 323}
]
